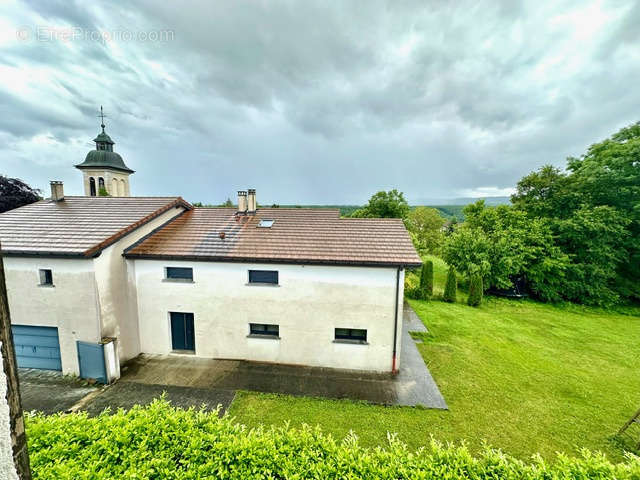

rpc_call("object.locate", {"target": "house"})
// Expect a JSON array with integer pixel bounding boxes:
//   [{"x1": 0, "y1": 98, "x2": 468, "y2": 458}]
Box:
[{"x1": 0, "y1": 123, "x2": 421, "y2": 380}]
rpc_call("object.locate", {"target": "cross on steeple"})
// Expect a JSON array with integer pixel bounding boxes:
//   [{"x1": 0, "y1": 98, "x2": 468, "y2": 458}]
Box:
[{"x1": 98, "y1": 105, "x2": 107, "y2": 133}]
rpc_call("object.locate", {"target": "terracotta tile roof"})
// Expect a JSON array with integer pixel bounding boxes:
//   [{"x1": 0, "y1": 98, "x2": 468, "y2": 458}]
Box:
[
  {"x1": 125, "y1": 208, "x2": 422, "y2": 267},
  {"x1": 0, "y1": 196, "x2": 191, "y2": 257}
]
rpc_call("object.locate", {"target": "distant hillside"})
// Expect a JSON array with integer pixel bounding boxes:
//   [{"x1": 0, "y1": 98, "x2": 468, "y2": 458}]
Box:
[{"x1": 415, "y1": 196, "x2": 511, "y2": 206}]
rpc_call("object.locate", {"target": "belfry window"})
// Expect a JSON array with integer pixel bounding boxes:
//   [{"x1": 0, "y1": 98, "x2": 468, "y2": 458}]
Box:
[
  {"x1": 98, "y1": 177, "x2": 105, "y2": 192},
  {"x1": 89, "y1": 177, "x2": 96, "y2": 196}
]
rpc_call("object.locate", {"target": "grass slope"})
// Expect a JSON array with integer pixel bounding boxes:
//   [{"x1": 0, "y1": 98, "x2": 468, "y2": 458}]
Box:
[{"x1": 229, "y1": 257, "x2": 640, "y2": 461}]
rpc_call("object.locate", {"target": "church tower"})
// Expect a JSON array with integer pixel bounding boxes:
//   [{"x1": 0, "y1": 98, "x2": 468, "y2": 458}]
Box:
[{"x1": 75, "y1": 107, "x2": 134, "y2": 197}]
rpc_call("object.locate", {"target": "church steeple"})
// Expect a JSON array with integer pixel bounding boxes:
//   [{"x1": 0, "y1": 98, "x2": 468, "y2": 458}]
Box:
[{"x1": 75, "y1": 106, "x2": 134, "y2": 197}]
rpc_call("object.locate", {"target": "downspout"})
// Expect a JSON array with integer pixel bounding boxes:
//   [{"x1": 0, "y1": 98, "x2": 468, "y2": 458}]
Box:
[{"x1": 391, "y1": 266, "x2": 401, "y2": 374}]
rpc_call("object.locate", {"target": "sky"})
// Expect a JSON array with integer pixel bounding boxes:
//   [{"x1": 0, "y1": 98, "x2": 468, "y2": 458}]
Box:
[{"x1": 0, "y1": 0, "x2": 638, "y2": 205}]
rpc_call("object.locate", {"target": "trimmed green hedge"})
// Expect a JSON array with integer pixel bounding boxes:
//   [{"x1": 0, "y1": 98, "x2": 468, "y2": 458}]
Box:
[{"x1": 26, "y1": 399, "x2": 640, "y2": 479}]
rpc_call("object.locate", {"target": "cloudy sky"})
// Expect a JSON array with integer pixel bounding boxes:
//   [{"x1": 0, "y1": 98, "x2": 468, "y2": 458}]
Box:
[{"x1": 0, "y1": 0, "x2": 638, "y2": 204}]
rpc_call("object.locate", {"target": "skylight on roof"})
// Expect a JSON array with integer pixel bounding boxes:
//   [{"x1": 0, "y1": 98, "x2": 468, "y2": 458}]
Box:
[{"x1": 258, "y1": 219, "x2": 274, "y2": 228}]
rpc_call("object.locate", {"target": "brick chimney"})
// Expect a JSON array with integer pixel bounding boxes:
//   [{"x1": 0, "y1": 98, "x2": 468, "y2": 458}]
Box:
[
  {"x1": 247, "y1": 189, "x2": 256, "y2": 214},
  {"x1": 237, "y1": 190, "x2": 247, "y2": 214},
  {"x1": 50, "y1": 181, "x2": 64, "y2": 202}
]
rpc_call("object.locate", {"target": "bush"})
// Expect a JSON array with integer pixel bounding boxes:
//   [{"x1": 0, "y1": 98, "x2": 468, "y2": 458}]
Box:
[
  {"x1": 443, "y1": 265, "x2": 457, "y2": 303},
  {"x1": 420, "y1": 260, "x2": 434, "y2": 299},
  {"x1": 25, "y1": 399, "x2": 640, "y2": 479},
  {"x1": 404, "y1": 271, "x2": 421, "y2": 299},
  {"x1": 467, "y1": 273, "x2": 483, "y2": 306}
]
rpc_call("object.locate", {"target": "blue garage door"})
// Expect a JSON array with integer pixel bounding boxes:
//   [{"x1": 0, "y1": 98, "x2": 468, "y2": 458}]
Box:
[{"x1": 12, "y1": 325, "x2": 62, "y2": 371}]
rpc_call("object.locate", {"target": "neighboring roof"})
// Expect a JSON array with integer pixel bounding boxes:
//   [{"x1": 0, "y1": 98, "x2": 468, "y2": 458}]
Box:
[
  {"x1": 75, "y1": 150, "x2": 134, "y2": 174},
  {"x1": 0, "y1": 197, "x2": 191, "y2": 258},
  {"x1": 125, "y1": 208, "x2": 422, "y2": 267}
]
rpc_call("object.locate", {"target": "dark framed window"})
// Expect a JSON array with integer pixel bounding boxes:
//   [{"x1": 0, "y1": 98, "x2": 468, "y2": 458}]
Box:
[
  {"x1": 89, "y1": 177, "x2": 96, "y2": 196},
  {"x1": 335, "y1": 328, "x2": 367, "y2": 343},
  {"x1": 249, "y1": 323, "x2": 279, "y2": 337},
  {"x1": 38, "y1": 269, "x2": 53, "y2": 286},
  {"x1": 165, "y1": 267, "x2": 193, "y2": 281},
  {"x1": 248, "y1": 270, "x2": 278, "y2": 285}
]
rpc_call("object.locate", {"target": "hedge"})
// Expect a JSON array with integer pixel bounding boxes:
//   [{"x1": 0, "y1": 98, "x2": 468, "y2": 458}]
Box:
[
  {"x1": 25, "y1": 399, "x2": 640, "y2": 479},
  {"x1": 420, "y1": 260, "x2": 434, "y2": 299},
  {"x1": 444, "y1": 265, "x2": 458, "y2": 303}
]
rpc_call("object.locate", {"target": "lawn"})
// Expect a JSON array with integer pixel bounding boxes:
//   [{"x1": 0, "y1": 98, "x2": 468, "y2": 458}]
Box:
[{"x1": 229, "y1": 256, "x2": 640, "y2": 461}]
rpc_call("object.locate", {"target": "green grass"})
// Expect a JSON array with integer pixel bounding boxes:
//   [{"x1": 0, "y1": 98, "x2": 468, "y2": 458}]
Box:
[{"x1": 229, "y1": 259, "x2": 640, "y2": 461}]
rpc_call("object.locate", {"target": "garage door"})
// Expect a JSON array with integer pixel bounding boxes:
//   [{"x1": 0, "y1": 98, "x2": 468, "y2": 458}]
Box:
[{"x1": 12, "y1": 325, "x2": 62, "y2": 371}]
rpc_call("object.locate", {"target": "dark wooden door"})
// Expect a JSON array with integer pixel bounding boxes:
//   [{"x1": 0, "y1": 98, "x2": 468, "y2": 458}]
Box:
[{"x1": 170, "y1": 312, "x2": 195, "y2": 351}]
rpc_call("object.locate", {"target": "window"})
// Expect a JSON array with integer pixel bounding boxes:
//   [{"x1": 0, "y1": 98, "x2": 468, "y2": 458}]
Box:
[
  {"x1": 258, "y1": 219, "x2": 274, "y2": 228},
  {"x1": 98, "y1": 177, "x2": 105, "y2": 192},
  {"x1": 249, "y1": 323, "x2": 279, "y2": 337},
  {"x1": 334, "y1": 328, "x2": 367, "y2": 343},
  {"x1": 39, "y1": 269, "x2": 53, "y2": 286},
  {"x1": 89, "y1": 177, "x2": 96, "y2": 196},
  {"x1": 248, "y1": 270, "x2": 278, "y2": 285},
  {"x1": 165, "y1": 267, "x2": 193, "y2": 281}
]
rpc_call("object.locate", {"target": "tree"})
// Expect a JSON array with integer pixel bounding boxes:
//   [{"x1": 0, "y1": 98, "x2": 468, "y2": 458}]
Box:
[
  {"x1": 443, "y1": 201, "x2": 570, "y2": 302},
  {"x1": 467, "y1": 272, "x2": 483, "y2": 307},
  {"x1": 443, "y1": 265, "x2": 457, "y2": 303},
  {"x1": 0, "y1": 175, "x2": 41, "y2": 213},
  {"x1": 419, "y1": 261, "x2": 434, "y2": 299},
  {"x1": 513, "y1": 121, "x2": 640, "y2": 303},
  {"x1": 350, "y1": 190, "x2": 409, "y2": 218},
  {"x1": 405, "y1": 207, "x2": 445, "y2": 255},
  {"x1": 221, "y1": 198, "x2": 234, "y2": 207}
]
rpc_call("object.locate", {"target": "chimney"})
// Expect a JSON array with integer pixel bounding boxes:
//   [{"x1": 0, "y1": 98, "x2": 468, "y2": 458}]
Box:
[
  {"x1": 247, "y1": 189, "x2": 256, "y2": 214},
  {"x1": 50, "y1": 181, "x2": 64, "y2": 202},
  {"x1": 237, "y1": 190, "x2": 248, "y2": 213}
]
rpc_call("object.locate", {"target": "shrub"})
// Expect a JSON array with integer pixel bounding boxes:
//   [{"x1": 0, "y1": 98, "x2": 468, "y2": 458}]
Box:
[
  {"x1": 443, "y1": 265, "x2": 457, "y2": 303},
  {"x1": 420, "y1": 260, "x2": 434, "y2": 299},
  {"x1": 467, "y1": 273, "x2": 483, "y2": 306},
  {"x1": 404, "y1": 271, "x2": 421, "y2": 299},
  {"x1": 25, "y1": 399, "x2": 640, "y2": 479}
]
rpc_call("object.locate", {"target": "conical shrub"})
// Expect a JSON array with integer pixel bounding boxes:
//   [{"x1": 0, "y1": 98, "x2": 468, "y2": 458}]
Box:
[
  {"x1": 419, "y1": 260, "x2": 434, "y2": 299},
  {"x1": 443, "y1": 265, "x2": 457, "y2": 303},
  {"x1": 467, "y1": 273, "x2": 483, "y2": 307}
]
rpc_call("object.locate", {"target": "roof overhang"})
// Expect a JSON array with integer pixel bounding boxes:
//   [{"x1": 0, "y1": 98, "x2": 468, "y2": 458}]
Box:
[{"x1": 122, "y1": 252, "x2": 421, "y2": 269}]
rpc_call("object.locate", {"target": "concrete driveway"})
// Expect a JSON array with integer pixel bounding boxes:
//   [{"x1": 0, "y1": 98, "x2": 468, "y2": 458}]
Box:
[{"x1": 19, "y1": 369, "x2": 98, "y2": 414}]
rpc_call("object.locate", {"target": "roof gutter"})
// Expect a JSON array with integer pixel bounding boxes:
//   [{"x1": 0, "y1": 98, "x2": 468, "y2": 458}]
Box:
[{"x1": 122, "y1": 252, "x2": 421, "y2": 269}]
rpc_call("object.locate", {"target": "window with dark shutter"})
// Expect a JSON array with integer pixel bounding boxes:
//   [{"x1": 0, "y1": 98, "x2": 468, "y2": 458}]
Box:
[
  {"x1": 248, "y1": 270, "x2": 278, "y2": 285},
  {"x1": 249, "y1": 323, "x2": 280, "y2": 338},
  {"x1": 38, "y1": 269, "x2": 53, "y2": 286},
  {"x1": 334, "y1": 328, "x2": 367, "y2": 343},
  {"x1": 165, "y1": 267, "x2": 193, "y2": 281}
]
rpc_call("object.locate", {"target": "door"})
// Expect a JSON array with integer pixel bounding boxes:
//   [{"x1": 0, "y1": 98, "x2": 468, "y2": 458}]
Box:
[
  {"x1": 12, "y1": 325, "x2": 62, "y2": 371},
  {"x1": 170, "y1": 312, "x2": 195, "y2": 351},
  {"x1": 77, "y1": 341, "x2": 107, "y2": 384}
]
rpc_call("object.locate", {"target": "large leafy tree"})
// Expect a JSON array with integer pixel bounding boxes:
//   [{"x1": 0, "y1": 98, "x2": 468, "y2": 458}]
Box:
[
  {"x1": 443, "y1": 201, "x2": 569, "y2": 301},
  {"x1": 350, "y1": 189, "x2": 410, "y2": 218},
  {"x1": 405, "y1": 206, "x2": 445, "y2": 254},
  {"x1": 0, "y1": 175, "x2": 41, "y2": 213},
  {"x1": 512, "y1": 121, "x2": 640, "y2": 302}
]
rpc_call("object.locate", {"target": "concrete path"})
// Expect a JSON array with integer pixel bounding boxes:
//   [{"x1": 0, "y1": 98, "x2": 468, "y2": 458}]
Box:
[
  {"x1": 396, "y1": 303, "x2": 447, "y2": 408},
  {"x1": 80, "y1": 381, "x2": 235, "y2": 416},
  {"x1": 19, "y1": 369, "x2": 98, "y2": 414}
]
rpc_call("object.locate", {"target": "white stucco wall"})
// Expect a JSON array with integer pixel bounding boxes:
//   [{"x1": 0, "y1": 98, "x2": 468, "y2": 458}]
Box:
[
  {"x1": 92, "y1": 206, "x2": 187, "y2": 364},
  {"x1": 134, "y1": 260, "x2": 405, "y2": 372},
  {"x1": 4, "y1": 257, "x2": 100, "y2": 374},
  {"x1": 0, "y1": 347, "x2": 19, "y2": 480}
]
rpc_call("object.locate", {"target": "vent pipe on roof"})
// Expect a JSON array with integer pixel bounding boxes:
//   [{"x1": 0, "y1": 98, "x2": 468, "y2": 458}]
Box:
[
  {"x1": 50, "y1": 181, "x2": 64, "y2": 202},
  {"x1": 237, "y1": 190, "x2": 248, "y2": 214},
  {"x1": 247, "y1": 188, "x2": 256, "y2": 214}
]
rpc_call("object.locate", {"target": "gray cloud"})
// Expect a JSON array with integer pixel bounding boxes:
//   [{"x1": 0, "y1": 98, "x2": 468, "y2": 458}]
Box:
[{"x1": 0, "y1": 0, "x2": 638, "y2": 204}]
